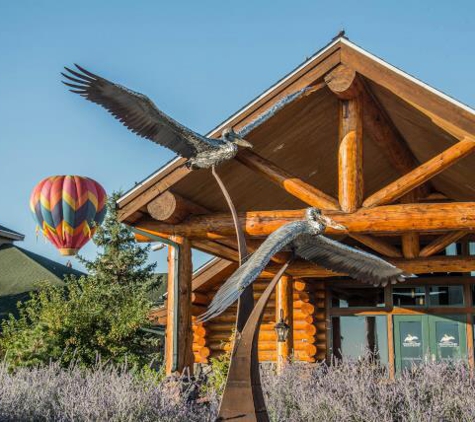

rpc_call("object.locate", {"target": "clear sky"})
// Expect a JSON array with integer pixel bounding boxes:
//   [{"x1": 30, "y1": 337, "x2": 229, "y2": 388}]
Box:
[{"x1": 1, "y1": 0, "x2": 474, "y2": 273}]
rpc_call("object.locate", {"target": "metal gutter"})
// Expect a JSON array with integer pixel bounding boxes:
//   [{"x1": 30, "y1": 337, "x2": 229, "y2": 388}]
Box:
[{"x1": 131, "y1": 227, "x2": 181, "y2": 372}]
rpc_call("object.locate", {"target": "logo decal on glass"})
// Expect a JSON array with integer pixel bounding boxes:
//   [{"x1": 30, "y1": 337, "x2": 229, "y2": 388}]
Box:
[
  {"x1": 403, "y1": 334, "x2": 421, "y2": 347},
  {"x1": 439, "y1": 334, "x2": 458, "y2": 348}
]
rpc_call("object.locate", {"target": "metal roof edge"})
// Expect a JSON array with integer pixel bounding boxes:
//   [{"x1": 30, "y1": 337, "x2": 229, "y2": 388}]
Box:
[
  {"x1": 0, "y1": 228, "x2": 25, "y2": 241},
  {"x1": 339, "y1": 38, "x2": 475, "y2": 117}
]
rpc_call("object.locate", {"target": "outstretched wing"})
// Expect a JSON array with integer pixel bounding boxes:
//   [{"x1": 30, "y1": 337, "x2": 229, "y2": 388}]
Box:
[
  {"x1": 295, "y1": 235, "x2": 409, "y2": 287},
  {"x1": 62, "y1": 65, "x2": 221, "y2": 158},
  {"x1": 198, "y1": 220, "x2": 309, "y2": 322}
]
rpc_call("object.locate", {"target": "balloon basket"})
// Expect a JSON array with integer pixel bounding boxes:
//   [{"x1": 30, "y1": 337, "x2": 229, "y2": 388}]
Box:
[{"x1": 59, "y1": 248, "x2": 78, "y2": 256}]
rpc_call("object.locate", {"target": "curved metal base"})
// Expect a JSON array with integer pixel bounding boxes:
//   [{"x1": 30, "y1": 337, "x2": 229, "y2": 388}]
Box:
[
  {"x1": 211, "y1": 165, "x2": 253, "y2": 331},
  {"x1": 217, "y1": 261, "x2": 291, "y2": 421}
]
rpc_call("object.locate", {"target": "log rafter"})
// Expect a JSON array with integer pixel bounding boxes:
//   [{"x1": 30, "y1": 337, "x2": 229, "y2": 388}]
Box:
[
  {"x1": 363, "y1": 137, "x2": 475, "y2": 208},
  {"x1": 419, "y1": 231, "x2": 468, "y2": 258},
  {"x1": 236, "y1": 150, "x2": 340, "y2": 210}
]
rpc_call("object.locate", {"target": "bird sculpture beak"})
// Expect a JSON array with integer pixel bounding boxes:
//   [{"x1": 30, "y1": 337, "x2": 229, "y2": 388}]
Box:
[
  {"x1": 234, "y1": 137, "x2": 253, "y2": 148},
  {"x1": 321, "y1": 215, "x2": 347, "y2": 231}
]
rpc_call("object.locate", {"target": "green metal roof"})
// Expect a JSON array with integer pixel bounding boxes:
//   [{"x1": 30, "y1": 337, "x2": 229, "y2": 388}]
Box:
[
  {"x1": 0, "y1": 225, "x2": 24, "y2": 241},
  {"x1": 0, "y1": 244, "x2": 84, "y2": 319}
]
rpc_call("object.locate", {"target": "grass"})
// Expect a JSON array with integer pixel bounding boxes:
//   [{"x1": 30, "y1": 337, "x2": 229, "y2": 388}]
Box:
[{"x1": 0, "y1": 360, "x2": 473, "y2": 421}]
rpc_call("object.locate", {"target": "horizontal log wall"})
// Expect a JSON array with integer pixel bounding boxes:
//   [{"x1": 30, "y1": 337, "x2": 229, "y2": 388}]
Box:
[{"x1": 191, "y1": 279, "x2": 327, "y2": 364}]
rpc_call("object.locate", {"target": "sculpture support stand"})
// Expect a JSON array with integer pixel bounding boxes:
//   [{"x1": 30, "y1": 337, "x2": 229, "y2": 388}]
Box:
[
  {"x1": 217, "y1": 261, "x2": 291, "y2": 421},
  {"x1": 212, "y1": 165, "x2": 284, "y2": 421},
  {"x1": 212, "y1": 165, "x2": 254, "y2": 330}
]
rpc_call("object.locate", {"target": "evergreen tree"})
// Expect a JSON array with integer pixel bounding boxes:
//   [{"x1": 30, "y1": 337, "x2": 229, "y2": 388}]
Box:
[
  {"x1": 0, "y1": 192, "x2": 163, "y2": 369},
  {"x1": 79, "y1": 192, "x2": 156, "y2": 288}
]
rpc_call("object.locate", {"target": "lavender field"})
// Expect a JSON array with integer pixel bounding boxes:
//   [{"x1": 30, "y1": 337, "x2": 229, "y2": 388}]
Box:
[{"x1": 0, "y1": 361, "x2": 474, "y2": 421}]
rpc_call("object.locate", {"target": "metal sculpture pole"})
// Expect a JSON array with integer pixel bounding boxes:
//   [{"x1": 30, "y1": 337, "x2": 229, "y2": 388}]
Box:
[
  {"x1": 217, "y1": 261, "x2": 291, "y2": 421},
  {"x1": 211, "y1": 165, "x2": 254, "y2": 330}
]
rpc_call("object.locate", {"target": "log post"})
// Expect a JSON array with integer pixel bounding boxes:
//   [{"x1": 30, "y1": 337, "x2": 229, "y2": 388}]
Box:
[
  {"x1": 165, "y1": 235, "x2": 193, "y2": 375},
  {"x1": 325, "y1": 65, "x2": 429, "y2": 200},
  {"x1": 325, "y1": 65, "x2": 363, "y2": 212},
  {"x1": 401, "y1": 193, "x2": 420, "y2": 259},
  {"x1": 276, "y1": 276, "x2": 293, "y2": 373}
]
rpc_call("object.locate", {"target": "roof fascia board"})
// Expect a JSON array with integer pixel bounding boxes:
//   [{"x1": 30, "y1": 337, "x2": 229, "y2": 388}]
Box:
[
  {"x1": 0, "y1": 229, "x2": 24, "y2": 241},
  {"x1": 339, "y1": 38, "x2": 475, "y2": 117},
  {"x1": 339, "y1": 38, "x2": 475, "y2": 138}
]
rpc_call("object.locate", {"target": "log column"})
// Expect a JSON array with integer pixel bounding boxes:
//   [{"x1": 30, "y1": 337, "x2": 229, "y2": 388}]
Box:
[
  {"x1": 401, "y1": 192, "x2": 419, "y2": 258},
  {"x1": 325, "y1": 65, "x2": 363, "y2": 212},
  {"x1": 276, "y1": 276, "x2": 293, "y2": 373},
  {"x1": 165, "y1": 235, "x2": 193, "y2": 375}
]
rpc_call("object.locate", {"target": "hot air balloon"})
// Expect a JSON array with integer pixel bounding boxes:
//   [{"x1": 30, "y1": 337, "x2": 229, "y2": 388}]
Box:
[{"x1": 30, "y1": 175, "x2": 107, "y2": 256}]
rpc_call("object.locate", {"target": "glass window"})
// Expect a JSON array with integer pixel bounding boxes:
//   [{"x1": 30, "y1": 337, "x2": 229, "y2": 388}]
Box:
[
  {"x1": 393, "y1": 287, "x2": 426, "y2": 307},
  {"x1": 428, "y1": 286, "x2": 464, "y2": 306},
  {"x1": 331, "y1": 286, "x2": 385, "y2": 308},
  {"x1": 331, "y1": 316, "x2": 388, "y2": 363}
]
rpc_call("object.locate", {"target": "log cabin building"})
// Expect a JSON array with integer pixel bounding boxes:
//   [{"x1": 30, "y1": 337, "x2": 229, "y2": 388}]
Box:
[{"x1": 117, "y1": 35, "x2": 475, "y2": 376}]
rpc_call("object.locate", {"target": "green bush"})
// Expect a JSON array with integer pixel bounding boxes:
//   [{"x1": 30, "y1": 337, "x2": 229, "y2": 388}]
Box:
[{"x1": 0, "y1": 193, "x2": 162, "y2": 369}]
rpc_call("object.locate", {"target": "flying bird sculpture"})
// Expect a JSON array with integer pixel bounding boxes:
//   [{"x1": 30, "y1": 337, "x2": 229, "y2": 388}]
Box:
[
  {"x1": 199, "y1": 208, "x2": 409, "y2": 322},
  {"x1": 61, "y1": 64, "x2": 253, "y2": 169}
]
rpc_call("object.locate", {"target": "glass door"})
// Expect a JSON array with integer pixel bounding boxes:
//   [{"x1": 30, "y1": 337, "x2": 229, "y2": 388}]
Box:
[
  {"x1": 429, "y1": 315, "x2": 466, "y2": 362},
  {"x1": 394, "y1": 314, "x2": 467, "y2": 371},
  {"x1": 394, "y1": 315, "x2": 429, "y2": 371}
]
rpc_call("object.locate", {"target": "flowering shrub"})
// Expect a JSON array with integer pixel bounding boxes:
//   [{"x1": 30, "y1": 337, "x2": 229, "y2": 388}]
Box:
[
  {"x1": 263, "y1": 360, "x2": 475, "y2": 422},
  {"x1": 0, "y1": 360, "x2": 473, "y2": 421}
]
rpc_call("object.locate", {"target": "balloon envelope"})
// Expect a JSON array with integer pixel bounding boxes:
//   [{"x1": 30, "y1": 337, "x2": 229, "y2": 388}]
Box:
[{"x1": 30, "y1": 175, "x2": 107, "y2": 256}]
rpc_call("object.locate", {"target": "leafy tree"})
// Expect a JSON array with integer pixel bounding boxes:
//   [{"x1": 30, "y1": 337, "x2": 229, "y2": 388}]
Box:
[{"x1": 0, "y1": 193, "x2": 162, "y2": 368}]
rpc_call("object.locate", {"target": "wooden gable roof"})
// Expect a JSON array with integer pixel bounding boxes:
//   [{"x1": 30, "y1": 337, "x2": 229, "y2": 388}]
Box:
[{"x1": 117, "y1": 36, "x2": 475, "y2": 225}]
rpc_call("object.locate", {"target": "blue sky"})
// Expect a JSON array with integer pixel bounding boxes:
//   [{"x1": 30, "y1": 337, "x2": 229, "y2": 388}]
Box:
[{"x1": 1, "y1": 0, "x2": 474, "y2": 273}]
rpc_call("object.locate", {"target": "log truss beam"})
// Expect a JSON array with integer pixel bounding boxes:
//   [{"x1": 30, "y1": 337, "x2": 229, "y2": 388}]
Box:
[
  {"x1": 136, "y1": 202, "x2": 475, "y2": 239},
  {"x1": 325, "y1": 64, "x2": 429, "y2": 200}
]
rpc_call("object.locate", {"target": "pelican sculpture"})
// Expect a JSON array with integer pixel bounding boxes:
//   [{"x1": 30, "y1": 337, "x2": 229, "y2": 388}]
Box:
[
  {"x1": 200, "y1": 208, "x2": 409, "y2": 322},
  {"x1": 61, "y1": 64, "x2": 252, "y2": 169}
]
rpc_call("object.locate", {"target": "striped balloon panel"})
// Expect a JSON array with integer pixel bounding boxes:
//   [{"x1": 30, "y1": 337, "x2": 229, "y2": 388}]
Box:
[{"x1": 29, "y1": 175, "x2": 107, "y2": 255}]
